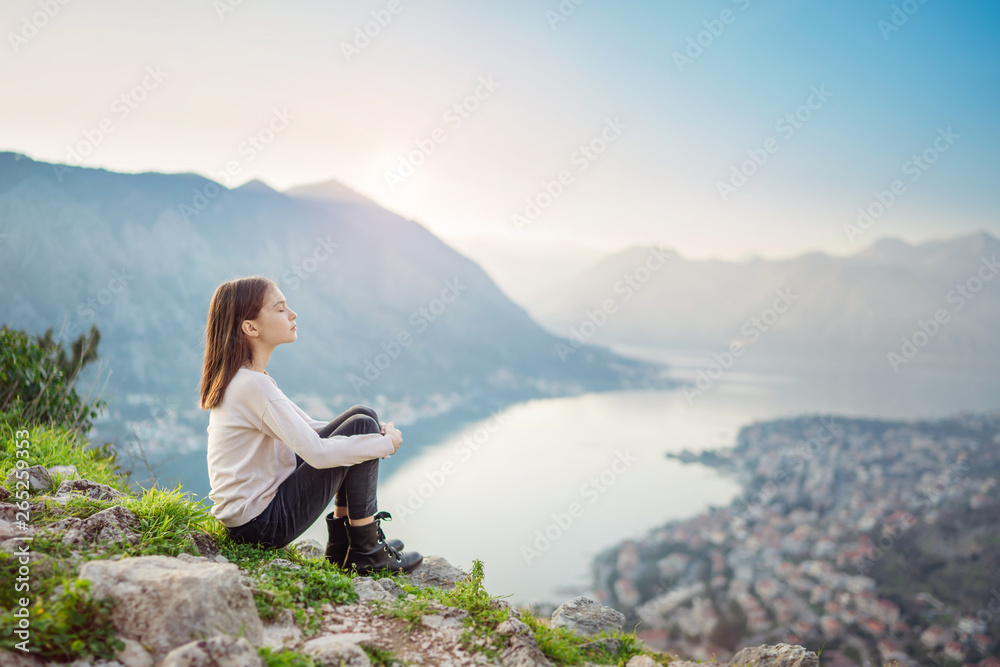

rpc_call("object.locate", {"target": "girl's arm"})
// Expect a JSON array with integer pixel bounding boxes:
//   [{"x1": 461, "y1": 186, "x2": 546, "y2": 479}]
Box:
[{"x1": 260, "y1": 397, "x2": 395, "y2": 468}]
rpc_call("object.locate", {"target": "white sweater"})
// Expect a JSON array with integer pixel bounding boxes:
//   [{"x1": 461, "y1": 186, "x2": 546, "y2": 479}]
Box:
[{"x1": 206, "y1": 367, "x2": 395, "y2": 527}]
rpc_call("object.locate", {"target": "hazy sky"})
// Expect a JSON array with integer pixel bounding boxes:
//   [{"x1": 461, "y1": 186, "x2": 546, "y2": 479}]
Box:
[{"x1": 2, "y1": 0, "x2": 998, "y2": 260}]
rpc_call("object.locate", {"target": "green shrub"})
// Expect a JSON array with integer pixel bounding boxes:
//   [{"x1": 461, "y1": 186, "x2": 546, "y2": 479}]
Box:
[
  {"x1": 0, "y1": 577, "x2": 124, "y2": 662},
  {"x1": 0, "y1": 324, "x2": 106, "y2": 434}
]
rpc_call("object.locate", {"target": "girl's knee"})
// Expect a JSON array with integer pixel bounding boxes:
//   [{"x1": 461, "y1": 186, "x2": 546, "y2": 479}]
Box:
[
  {"x1": 348, "y1": 404, "x2": 379, "y2": 421},
  {"x1": 344, "y1": 413, "x2": 380, "y2": 434}
]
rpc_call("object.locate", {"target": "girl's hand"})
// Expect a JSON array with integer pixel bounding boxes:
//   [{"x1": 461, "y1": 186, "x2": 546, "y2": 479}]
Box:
[{"x1": 383, "y1": 421, "x2": 402, "y2": 454}]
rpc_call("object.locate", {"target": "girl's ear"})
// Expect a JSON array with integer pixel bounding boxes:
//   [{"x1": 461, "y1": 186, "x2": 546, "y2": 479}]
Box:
[{"x1": 241, "y1": 320, "x2": 256, "y2": 337}]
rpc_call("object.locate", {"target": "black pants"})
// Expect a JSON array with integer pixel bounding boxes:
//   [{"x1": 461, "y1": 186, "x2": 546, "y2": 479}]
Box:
[{"x1": 225, "y1": 405, "x2": 382, "y2": 548}]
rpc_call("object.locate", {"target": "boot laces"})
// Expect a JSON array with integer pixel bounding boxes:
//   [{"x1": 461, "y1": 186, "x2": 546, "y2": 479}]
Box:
[{"x1": 373, "y1": 511, "x2": 402, "y2": 562}]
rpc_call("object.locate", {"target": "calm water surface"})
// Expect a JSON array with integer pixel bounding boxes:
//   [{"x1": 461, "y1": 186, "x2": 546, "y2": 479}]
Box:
[{"x1": 302, "y1": 345, "x2": 1000, "y2": 604}]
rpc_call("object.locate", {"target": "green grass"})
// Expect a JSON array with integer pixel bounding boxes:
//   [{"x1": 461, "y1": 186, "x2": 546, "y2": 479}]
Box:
[
  {"x1": 258, "y1": 646, "x2": 319, "y2": 667},
  {"x1": 0, "y1": 411, "x2": 125, "y2": 492},
  {"x1": 217, "y1": 540, "x2": 357, "y2": 635},
  {"x1": 0, "y1": 577, "x2": 124, "y2": 662},
  {"x1": 122, "y1": 485, "x2": 216, "y2": 557},
  {"x1": 521, "y1": 610, "x2": 674, "y2": 666},
  {"x1": 371, "y1": 559, "x2": 509, "y2": 659},
  {"x1": 362, "y1": 644, "x2": 399, "y2": 666}
]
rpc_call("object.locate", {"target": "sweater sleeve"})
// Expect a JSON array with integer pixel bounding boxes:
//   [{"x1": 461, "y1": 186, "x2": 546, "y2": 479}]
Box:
[
  {"x1": 260, "y1": 398, "x2": 395, "y2": 468},
  {"x1": 289, "y1": 400, "x2": 328, "y2": 433}
]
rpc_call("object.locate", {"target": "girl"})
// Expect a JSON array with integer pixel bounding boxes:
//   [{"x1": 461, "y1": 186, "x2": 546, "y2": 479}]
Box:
[{"x1": 199, "y1": 275, "x2": 421, "y2": 573}]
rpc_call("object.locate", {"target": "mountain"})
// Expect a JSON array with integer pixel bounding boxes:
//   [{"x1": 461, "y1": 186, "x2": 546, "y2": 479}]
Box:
[
  {"x1": 522, "y1": 233, "x2": 1000, "y2": 372},
  {"x1": 284, "y1": 178, "x2": 382, "y2": 208},
  {"x1": 0, "y1": 152, "x2": 669, "y2": 471}
]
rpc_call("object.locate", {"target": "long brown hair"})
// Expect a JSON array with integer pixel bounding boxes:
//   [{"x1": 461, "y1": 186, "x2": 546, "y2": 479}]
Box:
[{"x1": 199, "y1": 275, "x2": 276, "y2": 410}]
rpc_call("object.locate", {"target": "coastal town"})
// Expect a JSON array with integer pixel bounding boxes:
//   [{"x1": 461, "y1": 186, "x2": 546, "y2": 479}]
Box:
[{"x1": 592, "y1": 412, "x2": 1000, "y2": 666}]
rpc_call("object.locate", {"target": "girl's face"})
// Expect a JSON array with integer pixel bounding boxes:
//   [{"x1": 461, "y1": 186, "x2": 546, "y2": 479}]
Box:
[{"x1": 245, "y1": 286, "x2": 297, "y2": 346}]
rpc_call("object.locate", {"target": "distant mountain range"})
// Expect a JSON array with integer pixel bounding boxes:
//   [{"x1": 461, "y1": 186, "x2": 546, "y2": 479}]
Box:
[
  {"x1": 0, "y1": 153, "x2": 667, "y2": 442},
  {"x1": 522, "y1": 231, "x2": 1000, "y2": 372}
]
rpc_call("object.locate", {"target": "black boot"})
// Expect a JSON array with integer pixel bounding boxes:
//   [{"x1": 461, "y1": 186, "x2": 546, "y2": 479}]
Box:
[
  {"x1": 344, "y1": 511, "x2": 422, "y2": 574},
  {"x1": 325, "y1": 512, "x2": 404, "y2": 568}
]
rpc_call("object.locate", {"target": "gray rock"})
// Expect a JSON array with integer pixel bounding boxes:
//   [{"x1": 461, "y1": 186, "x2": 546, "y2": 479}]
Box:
[
  {"x1": 175, "y1": 552, "x2": 209, "y2": 564},
  {"x1": 354, "y1": 576, "x2": 394, "y2": 603},
  {"x1": 62, "y1": 505, "x2": 140, "y2": 546},
  {"x1": 404, "y1": 555, "x2": 467, "y2": 590},
  {"x1": 67, "y1": 659, "x2": 125, "y2": 667},
  {"x1": 79, "y1": 555, "x2": 263, "y2": 661},
  {"x1": 727, "y1": 643, "x2": 819, "y2": 667},
  {"x1": 0, "y1": 518, "x2": 34, "y2": 541},
  {"x1": 497, "y1": 618, "x2": 531, "y2": 637},
  {"x1": 301, "y1": 634, "x2": 372, "y2": 666},
  {"x1": 53, "y1": 478, "x2": 126, "y2": 502},
  {"x1": 500, "y1": 632, "x2": 553, "y2": 667},
  {"x1": 626, "y1": 657, "x2": 663, "y2": 667},
  {"x1": 6, "y1": 465, "x2": 52, "y2": 492},
  {"x1": 160, "y1": 635, "x2": 264, "y2": 667},
  {"x1": 376, "y1": 577, "x2": 407, "y2": 599},
  {"x1": 267, "y1": 558, "x2": 301, "y2": 570},
  {"x1": 550, "y1": 596, "x2": 625, "y2": 637},
  {"x1": 185, "y1": 530, "x2": 220, "y2": 558},
  {"x1": 292, "y1": 537, "x2": 325, "y2": 559},
  {"x1": 47, "y1": 464, "x2": 80, "y2": 479},
  {"x1": 261, "y1": 608, "x2": 302, "y2": 650},
  {"x1": 420, "y1": 604, "x2": 469, "y2": 630},
  {"x1": 0, "y1": 502, "x2": 42, "y2": 523},
  {"x1": 490, "y1": 597, "x2": 517, "y2": 616},
  {"x1": 114, "y1": 638, "x2": 155, "y2": 667}
]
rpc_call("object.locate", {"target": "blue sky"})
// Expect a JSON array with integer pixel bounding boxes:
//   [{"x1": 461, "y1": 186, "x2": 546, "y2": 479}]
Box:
[{"x1": 2, "y1": 0, "x2": 997, "y2": 260}]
